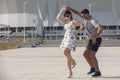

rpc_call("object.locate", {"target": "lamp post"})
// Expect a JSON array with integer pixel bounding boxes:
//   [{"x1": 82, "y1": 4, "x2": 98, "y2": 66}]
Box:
[
  {"x1": 88, "y1": 3, "x2": 94, "y2": 15},
  {"x1": 33, "y1": 19, "x2": 36, "y2": 38},
  {"x1": 23, "y1": 0, "x2": 28, "y2": 42}
]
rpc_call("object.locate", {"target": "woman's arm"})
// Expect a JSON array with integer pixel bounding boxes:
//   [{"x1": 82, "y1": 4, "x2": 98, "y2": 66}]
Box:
[
  {"x1": 56, "y1": 7, "x2": 66, "y2": 24},
  {"x1": 73, "y1": 20, "x2": 84, "y2": 32},
  {"x1": 73, "y1": 20, "x2": 84, "y2": 37}
]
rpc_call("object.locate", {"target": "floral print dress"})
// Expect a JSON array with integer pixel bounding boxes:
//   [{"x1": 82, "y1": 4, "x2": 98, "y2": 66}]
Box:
[{"x1": 60, "y1": 21, "x2": 76, "y2": 51}]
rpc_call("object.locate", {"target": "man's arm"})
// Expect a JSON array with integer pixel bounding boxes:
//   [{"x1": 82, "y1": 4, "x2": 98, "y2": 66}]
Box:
[
  {"x1": 92, "y1": 25, "x2": 103, "y2": 44},
  {"x1": 65, "y1": 6, "x2": 83, "y2": 18},
  {"x1": 91, "y1": 20, "x2": 103, "y2": 38},
  {"x1": 94, "y1": 25, "x2": 103, "y2": 38}
]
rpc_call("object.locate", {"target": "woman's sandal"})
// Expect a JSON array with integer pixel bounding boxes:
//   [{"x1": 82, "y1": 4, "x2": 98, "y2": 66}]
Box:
[{"x1": 68, "y1": 73, "x2": 73, "y2": 78}]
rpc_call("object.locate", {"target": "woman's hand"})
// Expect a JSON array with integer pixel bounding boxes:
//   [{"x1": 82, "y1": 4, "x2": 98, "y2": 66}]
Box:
[
  {"x1": 61, "y1": 6, "x2": 66, "y2": 11},
  {"x1": 92, "y1": 36, "x2": 96, "y2": 44},
  {"x1": 75, "y1": 30, "x2": 80, "y2": 38},
  {"x1": 56, "y1": 6, "x2": 66, "y2": 24}
]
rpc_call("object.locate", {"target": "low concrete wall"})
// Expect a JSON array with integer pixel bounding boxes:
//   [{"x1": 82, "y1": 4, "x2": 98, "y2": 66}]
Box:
[{"x1": 40, "y1": 39, "x2": 120, "y2": 47}]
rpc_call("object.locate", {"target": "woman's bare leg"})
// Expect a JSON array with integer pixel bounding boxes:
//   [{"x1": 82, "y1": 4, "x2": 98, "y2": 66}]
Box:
[{"x1": 64, "y1": 48, "x2": 73, "y2": 78}]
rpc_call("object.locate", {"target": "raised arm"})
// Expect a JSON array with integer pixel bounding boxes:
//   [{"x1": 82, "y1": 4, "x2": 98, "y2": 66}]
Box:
[
  {"x1": 65, "y1": 6, "x2": 83, "y2": 18},
  {"x1": 56, "y1": 7, "x2": 66, "y2": 24}
]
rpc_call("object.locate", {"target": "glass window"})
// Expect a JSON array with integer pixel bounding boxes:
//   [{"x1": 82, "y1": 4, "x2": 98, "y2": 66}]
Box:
[
  {"x1": 109, "y1": 26, "x2": 117, "y2": 30},
  {"x1": 119, "y1": 26, "x2": 120, "y2": 29},
  {"x1": 102, "y1": 26, "x2": 108, "y2": 30}
]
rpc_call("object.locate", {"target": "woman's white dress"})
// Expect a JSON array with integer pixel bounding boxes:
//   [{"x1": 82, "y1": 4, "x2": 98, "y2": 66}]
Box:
[{"x1": 60, "y1": 21, "x2": 76, "y2": 51}]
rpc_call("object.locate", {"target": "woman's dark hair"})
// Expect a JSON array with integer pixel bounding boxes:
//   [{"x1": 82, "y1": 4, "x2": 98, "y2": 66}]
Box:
[
  {"x1": 81, "y1": 9, "x2": 89, "y2": 14},
  {"x1": 64, "y1": 10, "x2": 73, "y2": 20}
]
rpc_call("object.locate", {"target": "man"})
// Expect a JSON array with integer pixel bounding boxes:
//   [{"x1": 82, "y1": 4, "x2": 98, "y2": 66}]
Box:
[{"x1": 65, "y1": 6, "x2": 103, "y2": 77}]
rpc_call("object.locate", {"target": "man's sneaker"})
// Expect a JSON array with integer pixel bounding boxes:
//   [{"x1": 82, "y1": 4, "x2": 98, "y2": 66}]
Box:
[
  {"x1": 92, "y1": 71, "x2": 101, "y2": 77},
  {"x1": 87, "y1": 68, "x2": 95, "y2": 75}
]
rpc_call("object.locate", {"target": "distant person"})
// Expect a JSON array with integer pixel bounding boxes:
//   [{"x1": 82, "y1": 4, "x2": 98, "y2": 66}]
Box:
[
  {"x1": 65, "y1": 6, "x2": 103, "y2": 77},
  {"x1": 56, "y1": 6, "x2": 84, "y2": 78}
]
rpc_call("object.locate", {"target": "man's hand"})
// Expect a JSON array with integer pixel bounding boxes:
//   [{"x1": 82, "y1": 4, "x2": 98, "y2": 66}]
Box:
[
  {"x1": 64, "y1": 5, "x2": 82, "y2": 18},
  {"x1": 64, "y1": 5, "x2": 71, "y2": 10}
]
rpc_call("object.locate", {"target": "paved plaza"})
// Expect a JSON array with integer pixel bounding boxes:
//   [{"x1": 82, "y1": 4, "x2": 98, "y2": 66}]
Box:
[{"x1": 0, "y1": 47, "x2": 120, "y2": 80}]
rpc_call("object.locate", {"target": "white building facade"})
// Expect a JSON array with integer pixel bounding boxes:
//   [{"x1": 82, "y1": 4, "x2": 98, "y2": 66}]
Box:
[{"x1": 0, "y1": 0, "x2": 120, "y2": 40}]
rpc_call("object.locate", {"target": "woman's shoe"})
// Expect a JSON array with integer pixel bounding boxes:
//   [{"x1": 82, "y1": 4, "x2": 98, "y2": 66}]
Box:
[
  {"x1": 68, "y1": 73, "x2": 73, "y2": 78},
  {"x1": 72, "y1": 59, "x2": 76, "y2": 69}
]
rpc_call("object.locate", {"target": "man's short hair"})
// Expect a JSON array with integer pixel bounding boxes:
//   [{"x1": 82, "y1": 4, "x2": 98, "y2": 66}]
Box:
[{"x1": 81, "y1": 9, "x2": 89, "y2": 14}]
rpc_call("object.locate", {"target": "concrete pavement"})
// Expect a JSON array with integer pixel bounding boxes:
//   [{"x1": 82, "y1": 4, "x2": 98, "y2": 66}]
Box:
[{"x1": 0, "y1": 47, "x2": 120, "y2": 80}]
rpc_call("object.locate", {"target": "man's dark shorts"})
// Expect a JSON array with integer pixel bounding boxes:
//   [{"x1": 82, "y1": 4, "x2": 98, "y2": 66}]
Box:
[{"x1": 86, "y1": 37, "x2": 102, "y2": 52}]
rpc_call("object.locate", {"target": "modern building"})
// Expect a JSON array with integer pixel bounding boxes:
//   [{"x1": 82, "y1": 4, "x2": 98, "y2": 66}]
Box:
[{"x1": 0, "y1": 0, "x2": 120, "y2": 40}]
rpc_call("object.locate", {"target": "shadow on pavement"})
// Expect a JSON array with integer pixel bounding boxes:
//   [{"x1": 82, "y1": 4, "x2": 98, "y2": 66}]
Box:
[{"x1": 100, "y1": 76, "x2": 120, "y2": 79}]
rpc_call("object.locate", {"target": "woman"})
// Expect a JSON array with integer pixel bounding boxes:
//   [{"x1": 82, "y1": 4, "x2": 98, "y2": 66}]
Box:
[{"x1": 56, "y1": 7, "x2": 84, "y2": 78}]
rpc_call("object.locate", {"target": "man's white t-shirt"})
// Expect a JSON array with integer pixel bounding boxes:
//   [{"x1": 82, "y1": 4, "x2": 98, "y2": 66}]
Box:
[{"x1": 84, "y1": 17, "x2": 101, "y2": 39}]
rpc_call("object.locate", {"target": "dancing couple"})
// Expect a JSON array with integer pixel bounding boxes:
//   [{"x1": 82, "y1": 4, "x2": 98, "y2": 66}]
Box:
[{"x1": 56, "y1": 6, "x2": 103, "y2": 78}]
